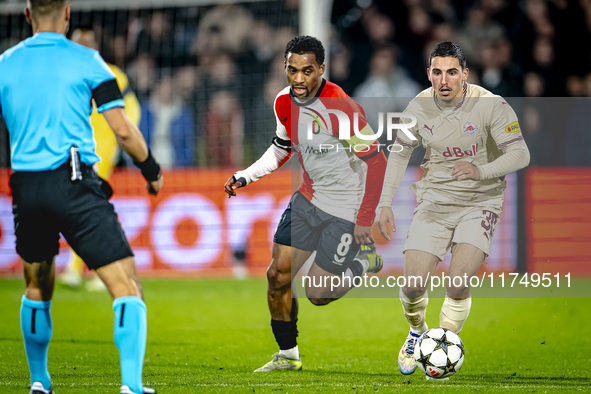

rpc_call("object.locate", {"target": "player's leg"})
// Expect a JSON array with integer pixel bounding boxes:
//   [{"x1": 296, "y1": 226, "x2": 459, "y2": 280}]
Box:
[
  {"x1": 397, "y1": 207, "x2": 452, "y2": 375},
  {"x1": 94, "y1": 257, "x2": 151, "y2": 394},
  {"x1": 396, "y1": 250, "x2": 439, "y2": 375},
  {"x1": 441, "y1": 208, "x2": 498, "y2": 335},
  {"x1": 21, "y1": 258, "x2": 56, "y2": 394},
  {"x1": 256, "y1": 193, "x2": 314, "y2": 372},
  {"x1": 11, "y1": 171, "x2": 61, "y2": 394},
  {"x1": 303, "y1": 208, "x2": 383, "y2": 304},
  {"x1": 401, "y1": 250, "x2": 439, "y2": 331},
  {"x1": 303, "y1": 243, "x2": 382, "y2": 305},
  {"x1": 440, "y1": 243, "x2": 484, "y2": 334},
  {"x1": 61, "y1": 167, "x2": 153, "y2": 394},
  {"x1": 58, "y1": 250, "x2": 84, "y2": 289},
  {"x1": 83, "y1": 151, "x2": 119, "y2": 292},
  {"x1": 255, "y1": 243, "x2": 311, "y2": 372}
]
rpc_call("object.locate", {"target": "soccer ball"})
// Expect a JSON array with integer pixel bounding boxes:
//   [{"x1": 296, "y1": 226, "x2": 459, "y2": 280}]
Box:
[{"x1": 413, "y1": 328, "x2": 464, "y2": 379}]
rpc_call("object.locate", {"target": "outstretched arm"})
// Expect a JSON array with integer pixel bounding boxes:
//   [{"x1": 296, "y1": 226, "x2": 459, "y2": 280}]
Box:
[
  {"x1": 377, "y1": 138, "x2": 415, "y2": 241},
  {"x1": 224, "y1": 137, "x2": 292, "y2": 197}
]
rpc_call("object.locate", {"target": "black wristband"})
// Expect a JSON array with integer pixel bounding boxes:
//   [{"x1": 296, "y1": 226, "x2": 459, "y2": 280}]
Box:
[{"x1": 134, "y1": 150, "x2": 161, "y2": 182}]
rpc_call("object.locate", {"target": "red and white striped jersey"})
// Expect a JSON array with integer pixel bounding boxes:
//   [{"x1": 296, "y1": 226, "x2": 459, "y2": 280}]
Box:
[{"x1": 273, "y1": 79, "x2": 385, "y2": 225}]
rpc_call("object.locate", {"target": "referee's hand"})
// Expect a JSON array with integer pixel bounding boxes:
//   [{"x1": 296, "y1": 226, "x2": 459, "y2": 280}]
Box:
[{"x1": 147, "y1": 177, "x2": 163, "y2": 196}]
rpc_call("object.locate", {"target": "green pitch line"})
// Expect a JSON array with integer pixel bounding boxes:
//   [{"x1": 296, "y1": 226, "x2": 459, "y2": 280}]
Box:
[{"x1": 0, "y1": 278, "x2": 590, "y2": 393}]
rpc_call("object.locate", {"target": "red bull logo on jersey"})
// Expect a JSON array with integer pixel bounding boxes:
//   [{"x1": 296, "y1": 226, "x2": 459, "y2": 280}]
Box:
[
  {"x1": 463, "y1": 121, "x2": 478, "y2": 136},
  {"x1": 443, "y1": 143, "x2": 479, "y2": 158}
]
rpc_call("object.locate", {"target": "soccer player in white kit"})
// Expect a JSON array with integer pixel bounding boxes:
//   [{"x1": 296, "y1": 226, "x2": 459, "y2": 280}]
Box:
[{"x1": 376, "y1": 42, "x2": 530, "y2": 379}]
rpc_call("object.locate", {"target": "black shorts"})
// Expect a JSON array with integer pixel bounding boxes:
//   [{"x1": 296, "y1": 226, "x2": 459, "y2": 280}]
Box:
[
  {"x1": 274, "y1": 191, "x2": 360, "y2": 275},
  {"x1": 10, "y1": 163, "x2": 133, "y2": 269}
]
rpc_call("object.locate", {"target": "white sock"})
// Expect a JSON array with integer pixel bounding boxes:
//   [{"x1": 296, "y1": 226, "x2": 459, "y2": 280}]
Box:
[
  {"x1": 279, "y1": 345, "x2": 299, "y2": 360},
  {"x1": 356, "y1": 258, "x2": 370, "y2": 273},
  {"x1": 399, "y1": 288, "x2": 429, "y2": 332},
  {"x1": 440, "y1": 296, "x2": 472, "y2": 334},
  {"x1": 410, "y1": 322, "x2": 429, "y2": 336}
]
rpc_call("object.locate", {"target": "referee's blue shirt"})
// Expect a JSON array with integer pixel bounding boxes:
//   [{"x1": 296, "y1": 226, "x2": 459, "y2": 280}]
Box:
[{"x1": 0, "y1": 32, "x2": 125, "y2": 171}]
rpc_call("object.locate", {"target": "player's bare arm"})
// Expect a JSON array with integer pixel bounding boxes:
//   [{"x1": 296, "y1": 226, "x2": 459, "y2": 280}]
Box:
[
  {"x1": 223, "y1": 138, "x2": 293, "y2": 198},
  {"x1": 354, "y1": 224, "x2": 374, "y2": 245},
  {"x1": 103, "y1": 107, "x2": 163, "y2": 195}
]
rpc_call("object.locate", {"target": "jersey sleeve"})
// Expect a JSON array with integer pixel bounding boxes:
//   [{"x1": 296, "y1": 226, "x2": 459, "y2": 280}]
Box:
[
  {"x1": 487, "y1": 98, "x2": 524, "y2": 151},
  {"x1": 475, "y1": 97, "x2": 530, "y2": 180},
  {"x1": 273, "y1": 93, "x2": 290, "y2": 141},
  {"x1": 87, "y1": 52, "x2": 124, "y2": 113},
  {"x1": 394, "y1": 107, "x2": 421, "y2": 150}
]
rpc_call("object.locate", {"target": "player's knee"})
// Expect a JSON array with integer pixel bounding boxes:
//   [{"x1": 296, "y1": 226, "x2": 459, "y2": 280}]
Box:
[
  {"x1": 307, "y1": 297, "x2": 331, "y2": 306},
  {"x1": 446, "y1": 285, "x2": 470, "y2": 300},
  {"x1": 104, "y1": 272, "x2": 142, "y2": 300},
  {"x1": 267, "y1": 265, "x2": 291, "y2": 293},
  {"x1": 304, "y1": 285, "x2": 333, "y2": 306},
  {"x1": 403, "y1": 285, "x2": 427, "y2": 299}
]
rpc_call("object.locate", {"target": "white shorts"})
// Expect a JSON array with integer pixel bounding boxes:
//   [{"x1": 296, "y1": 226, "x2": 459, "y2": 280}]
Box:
[{"x1": 403, "y1": 201, "x2": 500, "y2": 261}]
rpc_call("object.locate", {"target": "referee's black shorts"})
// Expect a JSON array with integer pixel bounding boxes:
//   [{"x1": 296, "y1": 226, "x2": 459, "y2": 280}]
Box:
[{"x1": 10, "y1": 162, "x2": 133, "y2": 269}]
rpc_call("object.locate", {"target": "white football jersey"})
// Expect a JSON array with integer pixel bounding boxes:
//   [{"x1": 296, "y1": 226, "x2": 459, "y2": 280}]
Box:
[{"x1": 396, "y1": 83, "x2": 525, "y2": 212}]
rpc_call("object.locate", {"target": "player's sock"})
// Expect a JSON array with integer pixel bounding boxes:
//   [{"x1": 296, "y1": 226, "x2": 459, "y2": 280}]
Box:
[
  {"x1": 113, "y1": 296, "x2": 147, "y2": 394},
  {"x1": 440, "y1": 296, "x2": 471, "y2": 334},
  {"x1": 351, "y1": 259, "x2": 368, "y2": 275},
  {"x1": 399, "y1": 288, "x2": 429, "y2": 333},
  {"x1": 271, "y1": 319, "x2": 298, "y2": 356},
  {"x1": 20, "y1": 296, "x2": 52, "y2": 390},
  {"x1": 279, "y1": 345, "x2": 299, "y2": 360},
  {"x1": 410, "y1": 322, "x2": 429, "y2": 336}
]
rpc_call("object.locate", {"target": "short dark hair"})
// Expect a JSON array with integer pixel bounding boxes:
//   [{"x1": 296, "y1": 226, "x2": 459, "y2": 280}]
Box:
[
  {"x1": 28, "y1": 0, "x2": 68, "y2": 18},
  {"x1": 284, "y1": 35, "x2": 325, "y2": 65},
  {"x1": 429, "y1": 41, "x2": 466, "y2": 69}
]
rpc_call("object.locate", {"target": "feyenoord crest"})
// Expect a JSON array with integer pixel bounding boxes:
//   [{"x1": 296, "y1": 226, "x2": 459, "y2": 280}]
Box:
[
  {"x1": 312, "y1": 120, "x2": 321, "y2": 134},
  {"x1": 463, "y1": 121, "x2": 478, "y2": 136}
]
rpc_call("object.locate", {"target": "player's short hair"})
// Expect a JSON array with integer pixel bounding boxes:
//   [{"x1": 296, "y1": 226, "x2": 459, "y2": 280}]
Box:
[
  {"x1": 429, "y1": 41, "x2": 467, "y2": 69},
  {"x1": 284, "y1": 35, "x2": 325, "y2": 65},
  {"x1": 28, "y1": 0, "x2": 68, "y2": 19}
]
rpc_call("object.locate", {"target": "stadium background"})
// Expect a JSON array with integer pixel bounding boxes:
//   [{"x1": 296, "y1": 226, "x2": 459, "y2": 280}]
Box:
[{"x1": 0, "y1": 0, "x2": 589, "y2": 278}]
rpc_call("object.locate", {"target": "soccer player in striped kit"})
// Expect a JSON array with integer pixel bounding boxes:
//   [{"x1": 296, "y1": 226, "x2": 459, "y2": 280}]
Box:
[{"x1": 224, "y1": 36, "x2": 387, "y2": 371}]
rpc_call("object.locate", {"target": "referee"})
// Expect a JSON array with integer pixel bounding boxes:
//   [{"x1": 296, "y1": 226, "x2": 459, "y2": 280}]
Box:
[{"x1": 0, "y1": 1, "x2": 162, "y2": 394}]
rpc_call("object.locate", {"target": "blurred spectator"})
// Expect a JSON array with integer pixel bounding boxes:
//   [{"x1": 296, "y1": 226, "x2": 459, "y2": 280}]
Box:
[
  {"x1": 532, "y1": 37, "x2": 561, "y2": 95},
  {"x1": 521, "y1": 72, "x2": 562, "y2": 165},
  {"x1": 479, "y1": 39, "x2": 522, "y2": 97},
  {"x1": 563, "y1": 73, "x2": 591, "y2": 165},
  {"x1": 566, "y1": 76, "x2": 584, "y2": 97},
  {"x1": 205, "y1": 91, "x2": 244, "y2": 167},
  {"x1": 135, "y1": 12, "x2": 176, "y2": 68},
  {"x1": 195, "y1": 5, "x2": 254, "y2": 56},
  {"x1": 353, "y1": 44, "x2": 421, "y2": 101},
  {"x1": 455, "y1": 5, "x2": 505, "y2": 68},
  {"x1": 139, "y1": 73, "x2": 194, "y2": 168},
  {"x1": 127, "y1": 52, "x2": 155, "y2": 102}
]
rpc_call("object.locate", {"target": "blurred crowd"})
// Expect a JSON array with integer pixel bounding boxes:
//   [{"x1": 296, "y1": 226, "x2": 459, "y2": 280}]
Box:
[
  {"x1": 332, "y1": 0, "x2": 591, "y2": 165},
  {"x1": 0, "y1": 0, "x2": 589, "y2": 167}
]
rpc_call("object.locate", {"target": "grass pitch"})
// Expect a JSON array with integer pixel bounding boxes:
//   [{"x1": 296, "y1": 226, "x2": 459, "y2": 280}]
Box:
[{"x1": 1, "y1": 278, "x2": 590, "y2": 393}]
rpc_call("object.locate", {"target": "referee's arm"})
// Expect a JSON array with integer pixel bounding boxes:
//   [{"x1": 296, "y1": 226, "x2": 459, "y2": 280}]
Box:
[{"x1": 103, "y1": 107, "x2": 163, "y2": 195}]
